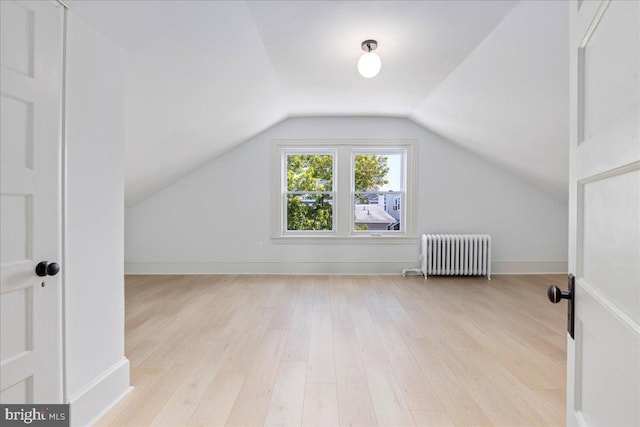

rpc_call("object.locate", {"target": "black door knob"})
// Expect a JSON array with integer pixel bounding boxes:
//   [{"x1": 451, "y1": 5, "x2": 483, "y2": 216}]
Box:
[
  {"x1": 547, "y1": 274, "x2": 576, "y2": 339},
  {"x1": 35, "y1": 261, "x2": 60, "y2": 277},
  {"x1": 547, "y1": 284, "x2": 572, "y2": 303}
]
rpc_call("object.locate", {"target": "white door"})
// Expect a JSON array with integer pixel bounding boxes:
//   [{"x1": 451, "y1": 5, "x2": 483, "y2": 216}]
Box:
[
  {"x1": 566, "y1": 0, "x2": 640, "y2": 425},
  {"x1": 1, "y1": 0, "x2": 64, "y2": 403}
]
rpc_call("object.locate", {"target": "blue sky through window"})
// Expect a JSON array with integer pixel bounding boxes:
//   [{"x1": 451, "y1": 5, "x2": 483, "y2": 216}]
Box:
[{"x1": 379, "y1": 153, "x2": 402, "y2": 192}]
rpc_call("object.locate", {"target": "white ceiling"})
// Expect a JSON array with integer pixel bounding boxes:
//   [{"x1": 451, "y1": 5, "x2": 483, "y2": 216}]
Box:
[{"x1": 66, "y1": 0, "x2": 568, "y2": 206}]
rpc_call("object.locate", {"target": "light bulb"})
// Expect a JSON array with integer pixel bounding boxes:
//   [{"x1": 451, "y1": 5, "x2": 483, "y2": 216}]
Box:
[{"x1": 358, "y1": 52, "x2": 381, "y2": 78}]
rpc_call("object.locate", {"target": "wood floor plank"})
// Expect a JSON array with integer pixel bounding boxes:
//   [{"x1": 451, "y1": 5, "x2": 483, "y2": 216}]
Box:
[
  {"x1": 410, "y1": 410, "x2": 455, "y2": 427},
  {"x1": 218, "y1": 327, "x2": 268, "y2": 374},
  {"x1": 301, "y1": 383, "x2": 340, "y2": 427},
  {"x1": 148, "y1": 341, "x2": 233, "y2": 426},
  {"x1": 186, "y1": 372, "x2": 245, "y2": 427},
  {"x1": 268, "y1": 282, "x2": 300, "y2": 330},
  {"x1": 281, "y1": 327, "x2": 311, "y2": 362},
  {"x1": 329, "y1": 281, "x2": 353, "y2": 330},
  {"x1": 371, "y1": 311, "x2": 444, "y2": 412},
  {"x1": 333, "y1": 330, "x2": 379, "y2": 426},
  {"x1": 363, "y1": 362, "x2": 415, "y2": 426},
  {"x1": 312, "y1": 276, "x2": 331, "y2": 312},
  {"x1": 457, "y1": 374, "x2": 541, "y2": 426},
  {"x1": 307, "y1": 311, "x2": 336, "y2": 384},
  {"x1": 466, "y1": 351, "x2": 565, "y2": 426},
  {"x1": 336, "y1": 381, "x2": 380, "y2": 427},
  {"x1": 350, "y1": 306, "x2": 388, "y2": 363},
  {"x1": 98, "y1": 274, "x2": 566, "y2": 427},
  {"x1": 291, "y1": 301, "x2": 313, "y2": 331},
  {"x1": 428, "y1": 380, "x2": 493, "y2": 427},
  {"x1": 264, "y1": 361, "x2": 307, "y2": 426},
  {"x1": 109, "y1": 362, "x2": 199, "y2": 427},
  {"x1": 224, "y1": 329, "x2": 288, "y2": 426}
]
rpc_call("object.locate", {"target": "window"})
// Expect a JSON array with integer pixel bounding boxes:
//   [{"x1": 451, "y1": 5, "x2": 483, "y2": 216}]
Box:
[
  {"x1": 272, "y1": 140, "x2": 416, "y2": 241},
  {"x1": 284, "y1": 151, "x2": 335, "y2": 233},
  {"x1": 352, "y1": 151, "x2": 404, "y2": 233}
]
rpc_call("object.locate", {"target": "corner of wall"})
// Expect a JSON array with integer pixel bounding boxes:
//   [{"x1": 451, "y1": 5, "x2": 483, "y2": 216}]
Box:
[{"x1": 68, "y1": 358, "x2": 131, "y2": 427}]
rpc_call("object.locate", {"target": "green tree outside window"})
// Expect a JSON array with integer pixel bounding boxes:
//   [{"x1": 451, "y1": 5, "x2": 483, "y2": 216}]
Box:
[{"x1": 286, "y1": 153, "x2": 390, "y2": 231}]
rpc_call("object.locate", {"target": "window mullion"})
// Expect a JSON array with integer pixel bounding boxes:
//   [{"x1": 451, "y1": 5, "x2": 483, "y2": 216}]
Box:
[{"x1": 336, "y1": 146, "x2": 351, "y2": 237}]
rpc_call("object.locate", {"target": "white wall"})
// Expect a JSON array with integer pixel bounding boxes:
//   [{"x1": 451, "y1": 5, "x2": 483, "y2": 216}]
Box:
[
  {"x1": 65, "y1": 12, "x2": 129, "y2": 426},
  {"x1": 125, "y1": 117, "x2": 568, "y2": 274}
]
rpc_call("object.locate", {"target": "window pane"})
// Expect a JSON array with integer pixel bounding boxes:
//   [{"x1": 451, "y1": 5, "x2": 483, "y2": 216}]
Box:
[
  {"x1": 354, "y1": 153, "x2": 403, "y2": 192},
  {"x1": 287, "y1": 194, "x2": 333, "y2": 231},
  {"x1": 287, "y1": 154, "x2": 333, "y2": 192},
  {"x1": 354, "y1": 193, "x2": 401, "y2": 232}
]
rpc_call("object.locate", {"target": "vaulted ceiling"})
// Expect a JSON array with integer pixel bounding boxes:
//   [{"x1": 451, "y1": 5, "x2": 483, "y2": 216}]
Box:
[{"x1": 67, "y1": 0, "x2": 568, "y2": 206}]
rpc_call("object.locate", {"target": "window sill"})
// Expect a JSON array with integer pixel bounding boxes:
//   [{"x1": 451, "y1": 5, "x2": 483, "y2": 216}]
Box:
[{"x1": 271, "y1": 235, "x2": 419, "y2": 245}]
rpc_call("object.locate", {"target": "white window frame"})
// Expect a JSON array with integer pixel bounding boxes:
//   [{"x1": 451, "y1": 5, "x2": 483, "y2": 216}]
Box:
[
  {"x1": 351, "y1": 148, "x2": 406, "y2": 235},
  {"x1": 272, "y1": 140, "x2": 417, "y2": 244},
  {"x1": 281, "y1": 148, "x2": 337, "y2": 235}
]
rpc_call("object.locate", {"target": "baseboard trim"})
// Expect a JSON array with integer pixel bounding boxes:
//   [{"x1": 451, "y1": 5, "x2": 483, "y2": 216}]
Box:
[
  {"x1": 124, "y1": 261, "x2": 567, "y2": 276},
  {"x1": 68, "y1": 357, "x2": 131, "y2": 427},
  {"x1": 491, "y1": 261, "x2": 568, "y2": 275},
  {"x1": 125, "y1": 261, "x2": 413, "y2": 275}
]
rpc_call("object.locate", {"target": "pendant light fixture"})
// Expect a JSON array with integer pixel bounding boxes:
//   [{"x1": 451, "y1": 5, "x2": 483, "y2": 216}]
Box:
[{"x1": 357, "y1": 39, "x2": 381, "y2": 78}]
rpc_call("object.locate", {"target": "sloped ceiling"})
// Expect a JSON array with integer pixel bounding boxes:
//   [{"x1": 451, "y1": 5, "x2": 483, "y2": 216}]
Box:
[
  {"x1": 410, "y1": 0, "x2": 569, "y2": 201},
  {"x1": 66, "y1": 0, "x2": 568, "y2": 206}
]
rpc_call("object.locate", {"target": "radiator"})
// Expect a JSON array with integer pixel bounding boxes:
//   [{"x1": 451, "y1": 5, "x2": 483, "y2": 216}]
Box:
[{"x1": 404, "y1": 234, "x2": 491, "y2": 279}]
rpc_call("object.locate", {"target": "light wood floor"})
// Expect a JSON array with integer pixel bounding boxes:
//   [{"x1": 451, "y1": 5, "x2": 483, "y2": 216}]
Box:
[{"x1": 97, "y1": 274, "x2": 567, "y2": 426}]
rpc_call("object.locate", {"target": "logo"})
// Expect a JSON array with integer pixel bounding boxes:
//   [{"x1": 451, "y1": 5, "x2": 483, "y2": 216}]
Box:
[{"x1": 0, "y1": 405, "x2": 69, "y2": 426}]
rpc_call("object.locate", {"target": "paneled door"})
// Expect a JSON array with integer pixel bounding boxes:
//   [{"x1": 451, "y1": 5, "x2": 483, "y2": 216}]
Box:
[
  {"x1": 567, "y1": 0, "x2": 639, "y2": 425},
  {"x1": 1, "y1": 0, "x2": 64, "y2": 403}
]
